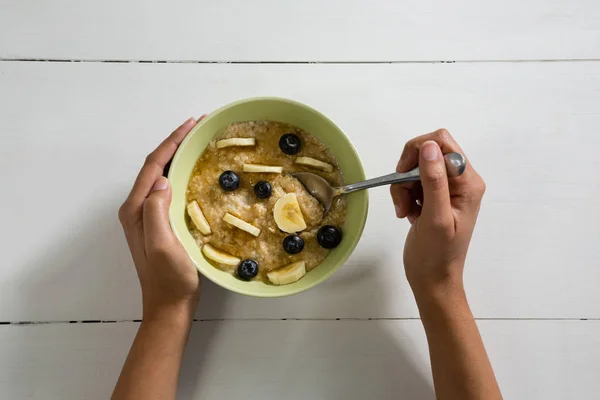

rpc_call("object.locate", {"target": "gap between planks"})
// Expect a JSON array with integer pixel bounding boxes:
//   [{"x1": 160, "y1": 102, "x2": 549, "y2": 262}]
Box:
[
  {"x1": 1, "y1": 58, "x2": 600, "y2": 65},
  {"x1": 0, "y1": 317, "x2": 597, "y2": 326}
]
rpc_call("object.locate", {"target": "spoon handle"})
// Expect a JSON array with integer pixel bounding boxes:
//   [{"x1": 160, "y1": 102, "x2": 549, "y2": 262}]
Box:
[
  {"x1": 341, "y1": 169, "x2": 420, "y2": 193},
  {"x1": 340, "y1": 152, "x2": 466, "y2": 194}
]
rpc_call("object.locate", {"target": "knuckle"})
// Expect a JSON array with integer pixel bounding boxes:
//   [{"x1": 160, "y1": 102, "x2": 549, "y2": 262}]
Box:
[
  {"x1": 439, "y1": 225, "x2": 454, "y2": 240},
  {"x1": 152, "y1": 243, "x2": 170, "y2": 255},
  {"x1": 434, "y1": 128, "x2": 451, "y2": 143},
  {"x1": 405, "y1": 134, "x2": 425, "y2": 150},
  {"x1": 469, "y1": 176, "x2": 486, "y2": 200},
  {"x1": 144, "y1": 194, "x2": 164, "y2": 210},
  {"x1": 118, "y1": 202, "x2": 134, "y2": 225},
  {"x1": 400, "y1": 143, "x2": 412, "y2": 159},
  {"x1": 148, "y1": 246, "x2": 169, "y2": 260},
  {"x1": 428, "y1": 217, "x2": 454, "y2": 238},
  {"x1": 405, "y1": 137, "x2": 417, "y2": 148},
  {"x1": 165, "y1": 136, "x2": 179, "y2": 149},
  {"x1": 462, "y1": 180, "x2": 486, "y2": 206},
  {"x1": 148, "y1": 241, "x2": 175, "y2": 259},
  {"x1": 477, "y1": 178, "x2": 487, "y2": 196},
  {"x1": 144, "y1": 152, "x2": 158, "y2": 167}
]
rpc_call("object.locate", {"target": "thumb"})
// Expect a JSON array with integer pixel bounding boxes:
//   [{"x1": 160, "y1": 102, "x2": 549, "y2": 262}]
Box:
[
  {"x1": 418, "y1": 141, "x2": 453, "y2": 229},
  {"x1": 143, "y1": 176, "x2": 175, "y2": 250}
]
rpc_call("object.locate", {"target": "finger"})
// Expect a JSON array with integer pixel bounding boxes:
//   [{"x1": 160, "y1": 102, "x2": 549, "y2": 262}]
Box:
[
  {"x1": 406, "y1": 183, "x2": 423, "y2": 224},
  {"x1": 398, "y1": 129, "x2": 484, "y2": 207},
  {"x1": 143, "y1": 177, "x2": 176, "y2": 252},
  {"x1": 127, "y1": 117, "x2": 196, "y2": 209},
  {"x1": 408, "y1": 214, "x2": 417, "y2": 225},
  {"x1": 398, "y1": 129, "x2": 465, "y2": 172},
  {"x1": 390, "y1": 184, "x2": 412, "y2": 218},
  {"x1": 407, "y1": 199, "x2": 422, "y2": 225},
  {"x1": 118, "y1": 209, "x2": 147, "y2": 266},
  {"x1": 164, "y1": 114, "x2": 207, "y2": 177},
  {"x1": 118, "y1": 202, "x2": 146, "y2": 266},
  {"x1": 418, "y1": 141, "x2": 453, "y2": 231}
]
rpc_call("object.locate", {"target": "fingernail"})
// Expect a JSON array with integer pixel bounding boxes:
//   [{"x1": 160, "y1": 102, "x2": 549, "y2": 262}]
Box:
[
  {"x1": 407, "y1": 215, "x2": 416, "y2": 225},
  {"x1": 152, "y1": 177, "x2": 169, "y2": 192},
  {"x1": 185, "y1": 117, "x2": 196, "y2": 125},
  {"x1": 395, "y1": 205, "x2": 402, "y2": 218},
  {"x1": 421, "y1": 141, "x2": 439, "y2": 161},
  {"x1": 198, "y1": 114, "x2": 207, "y2": 121}
]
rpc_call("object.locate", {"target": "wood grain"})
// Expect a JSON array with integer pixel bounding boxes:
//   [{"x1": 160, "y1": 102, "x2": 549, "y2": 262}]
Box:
[
  {"x1": 1, "y1": 61, "x2": 599, "y2": 321},
  {"x1": 0, "y1": 0, "x2": 599, "y2": 61},
  {"x1": 1, "y1": 320, "x2": 598, "y2": 399}
]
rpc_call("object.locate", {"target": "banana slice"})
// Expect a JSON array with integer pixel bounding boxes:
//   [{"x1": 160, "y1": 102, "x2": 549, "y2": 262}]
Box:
[
  {"x1": 295, "y1": 156, "x2": 334, "y2": 173},
  {"x1": 216, "y1": 137, "x2": 256, "y2": 149},
  {"x1": 187, "y1": 201, "x2": 211, "y2": 235},
  {"x1": 242, "y1": 164, "x2": 283, "y2": 174},
  {"x1": 223, "y1": 212, "x2": 261, "y2": 237},
  {"x1": 202, "y1": 244, "x2": 240, "y2": 266},
  {"x1": 267, "y1": 261, "x2": 306, "y2": 285},
  {"x1": 273, "y1": 193, "x2": 307, "y2": 233}
]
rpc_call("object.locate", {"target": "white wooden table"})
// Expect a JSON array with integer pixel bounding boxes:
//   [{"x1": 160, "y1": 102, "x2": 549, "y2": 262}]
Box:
[{"x1": 1, "y1": 1, "x2": 599, "y2": 398}]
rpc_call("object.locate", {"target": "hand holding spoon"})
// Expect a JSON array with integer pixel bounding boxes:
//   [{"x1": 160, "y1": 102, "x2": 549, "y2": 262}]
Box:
[{"x1": 293, "y1": 152, "x2": 466, "y2": 214}]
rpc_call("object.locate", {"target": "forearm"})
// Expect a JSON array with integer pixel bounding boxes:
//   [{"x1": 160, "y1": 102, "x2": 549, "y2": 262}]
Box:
[
  {"x1": 111, "y1": 302, "x2": 196, "y2": 400},
  {"x1": 414, "y1": 281, "x2": 502, "y2": 400}
]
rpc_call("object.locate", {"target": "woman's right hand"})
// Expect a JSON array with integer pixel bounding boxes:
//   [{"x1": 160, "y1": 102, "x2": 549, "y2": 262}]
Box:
[
  {"x1": 390, "y1": 129, "x2": 486, "y2": 299},
  {"x1": 118, "y1": 117, "x2": 202, "y2": 323}
]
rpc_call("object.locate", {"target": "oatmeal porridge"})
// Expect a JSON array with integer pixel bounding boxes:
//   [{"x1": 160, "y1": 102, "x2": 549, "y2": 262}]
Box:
[{"x1": 186, "y1": 121, "x2": 347, "y2": 284}]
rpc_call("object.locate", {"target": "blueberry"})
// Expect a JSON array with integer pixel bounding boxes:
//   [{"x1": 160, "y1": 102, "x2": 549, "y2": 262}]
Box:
[
  {"x1": 317, "y1": 226, "x2": 342, "y2": 249},
  {"x1": 254, "y1": 181, "x2": 272, "y2": 199},
  {"x1": 279, "y1": 133, "x2": 301, "y2": 155},
  {"x1": 237, "y1": 259, "x2": 259, "y2": 280},
  {"x1": 219, "y1": 170, "x2": 240, "y2": 191},
  {"x1": 283, "y1": 234, "x2": 305, "y2": 254}
]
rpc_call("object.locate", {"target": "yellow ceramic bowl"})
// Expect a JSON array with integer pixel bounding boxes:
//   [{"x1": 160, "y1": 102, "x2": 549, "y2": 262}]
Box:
[{"x1": 168, "y1": 97, "x2": 368, "y2": 297}]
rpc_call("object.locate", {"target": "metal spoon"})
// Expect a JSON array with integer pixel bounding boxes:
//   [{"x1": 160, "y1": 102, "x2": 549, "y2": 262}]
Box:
[{"x1": 292, "y1": 152, "x2": 467, "y2": 214}]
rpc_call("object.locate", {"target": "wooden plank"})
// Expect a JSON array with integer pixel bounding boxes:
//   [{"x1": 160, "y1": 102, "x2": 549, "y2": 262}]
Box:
[
  {"x1": 0, "y1": 320, "x2": 598, "y2": 399},
  {"x1": 0, "y1": 0, "x2": 599, "y2": 61},
  {"x1": 1, "y1": 61, "x2": 599, "y2": 321}
]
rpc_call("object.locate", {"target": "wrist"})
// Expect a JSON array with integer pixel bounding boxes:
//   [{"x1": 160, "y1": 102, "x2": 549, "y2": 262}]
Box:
[
  {"x1": 409, "y1": 266, "x2": 468, "y2": 310},
  {"x1": 412, "y1": 279, "x2": 472, "y2": 326},
  {"x1": 142, "y1": 297, "x2": 198, "y2": 327},
  {"x1": 411, "y1": 276, "x2": 465, "y2": 305},
  {"x1": 407, "y1": 260, "x2": 465, "y2": 305}
]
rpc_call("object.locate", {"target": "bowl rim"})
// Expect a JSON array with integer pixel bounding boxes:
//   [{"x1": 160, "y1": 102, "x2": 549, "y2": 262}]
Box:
[{"x1": 168, "y1": 96, "x2": 369, "y2": 297}]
